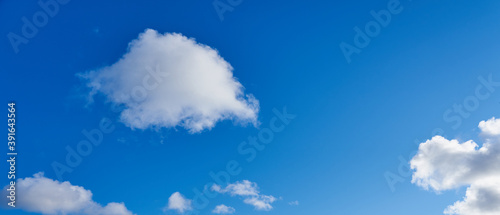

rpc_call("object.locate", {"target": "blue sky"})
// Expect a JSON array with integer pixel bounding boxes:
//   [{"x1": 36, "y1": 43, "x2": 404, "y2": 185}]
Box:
[{"x1": 2, "y1": 0, "x2": 500, "y2": 214}]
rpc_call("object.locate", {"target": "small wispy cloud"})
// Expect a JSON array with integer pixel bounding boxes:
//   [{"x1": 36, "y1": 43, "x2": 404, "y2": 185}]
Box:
[
  {"x1": 164, "y1": 192, "x2": 192, "y2": 214},
  {"x1": 212, "y1": 180, "x2": 278, "y2": 211},
  {"x1": 212, "y1": 204, "x2": 236, "y2": 214}
]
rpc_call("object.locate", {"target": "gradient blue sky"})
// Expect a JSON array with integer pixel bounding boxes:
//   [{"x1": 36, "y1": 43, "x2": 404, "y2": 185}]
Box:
[{"x1": 2, "y1": 0, "x2": 500, "y2": 214}]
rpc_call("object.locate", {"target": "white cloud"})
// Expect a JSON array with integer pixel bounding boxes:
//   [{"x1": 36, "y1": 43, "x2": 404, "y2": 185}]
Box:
[
  {"x1": 444, "y1": 179, "x2": 500, "y2": 215},
  {"x1": 288, "y1": 200, "x2": 299, "y2": 206},
  {"x1": 211, "y1": 184, "x2": 222, "y2": 192},
  {"x1": 2, "y1": 172, "x2": 134, "y2": 215},
  {"x1": 164, "y1": 192, "x2": 192, "y2": 214},
  {"x1": 215, "y1": 180, "x2": 259, "y2": 196},
  {"x1": 80, "y1": 29, "x2": 259, "y2": 133},
  {"x1": 212, "y1": 204, "x2": 236, "y2": 214},
  {"x1": 479, "y1": 117, "x2": 500, "y2": 136},
  {"x1": 212, "y1": 180, "x2": 277, "y2": 211},
  {"x1": 410, "y1": 117, "x2": 500, "y2": 215},
  {"x1": 243, "y1": 195, "x2": 277, "y2": 211}
]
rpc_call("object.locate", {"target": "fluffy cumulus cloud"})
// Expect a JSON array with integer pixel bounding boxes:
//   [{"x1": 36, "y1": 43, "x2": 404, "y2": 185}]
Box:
[
  {"x1": 479, "y1": 117, "x2": 500, "y2": 136},
  {"x1": 410, "y1": 117, "x2": 500, "y2": 215},
  {"x1": 212, "y1": 204, "x2": 236, "y2": 214},
  {"x1": 212, "y1": 180, "x2": 277, "y2": 211},
  {"x1": 2, "y1": 172, "x2": 134, "y2": 215},
  {"x1": 444, "y1": 179, "x2": 500, "y2": 215},
  {"x1": 80, "y1": 29, "x2": 259, "y2": 133},
  {"x1": 164, "y1": 192, "x2": 192, "y2": 214}
]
